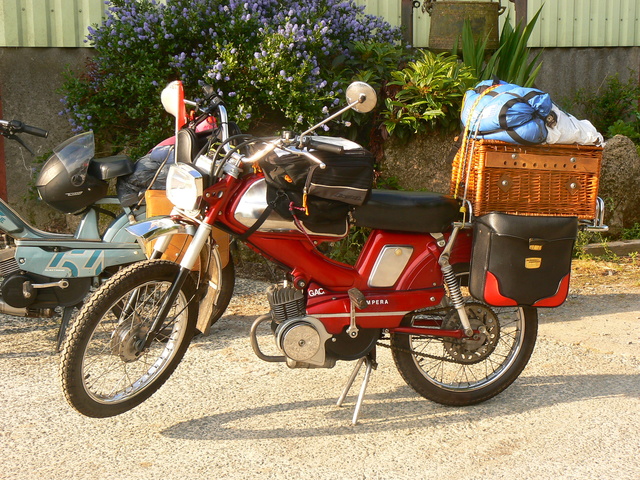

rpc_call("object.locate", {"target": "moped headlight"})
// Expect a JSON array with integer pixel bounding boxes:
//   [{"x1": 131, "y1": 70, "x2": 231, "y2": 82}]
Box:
[{"x1": 166, "y1": 163, "x2": 203, "y2": 211}]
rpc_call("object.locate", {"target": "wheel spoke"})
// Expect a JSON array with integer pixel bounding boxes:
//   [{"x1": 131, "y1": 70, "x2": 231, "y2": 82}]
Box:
[
  {"x1": 407, "y1": 306, "x2": 520, "y2": 389},
  {"x1": 81, "y1": 274, "x2": 190, "y2": 403}
]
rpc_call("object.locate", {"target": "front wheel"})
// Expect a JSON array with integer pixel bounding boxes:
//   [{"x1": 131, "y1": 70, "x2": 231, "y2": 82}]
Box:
[
  {"x1": 60, "y1": 260, "x2": 197, "y2": 418},
  {"x1": 391, "y1": 302, "x2": 537, "y2": 406}
]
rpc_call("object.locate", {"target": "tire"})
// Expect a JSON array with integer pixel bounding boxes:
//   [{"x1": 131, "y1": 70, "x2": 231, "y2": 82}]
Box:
[
  {"x1": 60, "y1": 260, "x2": 197, "y2": 418},
  {"x1": 391, "y1": 300, "x2": 538, "y2": 406}
]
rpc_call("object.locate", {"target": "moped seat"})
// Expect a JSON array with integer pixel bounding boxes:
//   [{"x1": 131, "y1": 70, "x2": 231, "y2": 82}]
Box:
[
  {"x1": 352, "y1": 189, "x2": 461, "y2": 233},
  {"x1": 88, "y1": 155, "x2": 134, "y2": 180}
]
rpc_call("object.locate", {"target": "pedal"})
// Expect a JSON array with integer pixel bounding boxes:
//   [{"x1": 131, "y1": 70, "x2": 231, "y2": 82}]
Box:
[
  {"x1": 348, "y1": 288, "x2": 367, "y2": 310},
  {"x1": 346, "y1": 288, "x2": 367, "y2": 338}
]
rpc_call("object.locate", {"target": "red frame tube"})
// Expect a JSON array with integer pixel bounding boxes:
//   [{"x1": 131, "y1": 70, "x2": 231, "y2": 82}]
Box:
[
  {"x1": 389, "y1": 327, "x2": 469, "y2": 338},
  {"x1": 200, "y1": 173, "x2": 473, "y2": 336}
]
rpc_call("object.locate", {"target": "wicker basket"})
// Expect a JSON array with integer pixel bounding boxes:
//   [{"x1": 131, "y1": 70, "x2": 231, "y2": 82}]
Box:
[{"x1": 450, "y1": 140, "x2": 603, "y2": 219}]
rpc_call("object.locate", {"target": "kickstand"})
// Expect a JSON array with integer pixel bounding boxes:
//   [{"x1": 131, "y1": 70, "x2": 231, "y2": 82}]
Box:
[
  {"x1": 336, "y1": 349, "x2": 377, "y2": 425},
  {"x1": 56, "y1": 307, "x2": 74, "y2": 352}
]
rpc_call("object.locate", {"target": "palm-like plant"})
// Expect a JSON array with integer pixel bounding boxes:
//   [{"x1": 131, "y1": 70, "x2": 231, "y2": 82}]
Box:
[{"x1": 460, "y1": 7, "x2": 543, "y2": 88}]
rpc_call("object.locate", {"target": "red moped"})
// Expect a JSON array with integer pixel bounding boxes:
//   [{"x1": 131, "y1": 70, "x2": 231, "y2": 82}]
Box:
[{"x1": 59, "y1": 81, "x2": 604, "y2": 423}]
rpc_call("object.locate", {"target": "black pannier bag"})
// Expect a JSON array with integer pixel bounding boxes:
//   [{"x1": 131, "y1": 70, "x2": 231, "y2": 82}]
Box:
[
  {"x1": 260, "y1": 139, "x2": 375, "y2": 235},
  {"x1": 469, "y1": 213, "x2": 579, "y2": 307}
]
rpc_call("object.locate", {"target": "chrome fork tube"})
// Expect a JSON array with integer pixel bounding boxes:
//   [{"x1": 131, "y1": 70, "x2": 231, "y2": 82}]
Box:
[
  {"x1": 142, "y1": 222, "x2": 212, "y2": 349},
  {"x1": 148, "y1": 233, "x2": 173, "y2": 259}
]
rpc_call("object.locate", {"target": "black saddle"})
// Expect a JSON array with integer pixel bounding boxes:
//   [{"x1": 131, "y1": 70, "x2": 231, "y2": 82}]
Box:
[
  {"x1": 352, "y1": 190, "x2": 461, "y2": 233},
  {"x1": 88, "y1": 155, "x2": 134, "y2": 180}
]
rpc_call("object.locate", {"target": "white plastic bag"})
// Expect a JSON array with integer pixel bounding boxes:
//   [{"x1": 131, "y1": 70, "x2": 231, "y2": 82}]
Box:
[{"x1": 546, "y1": 105, "x2": 604, "y2": 145}]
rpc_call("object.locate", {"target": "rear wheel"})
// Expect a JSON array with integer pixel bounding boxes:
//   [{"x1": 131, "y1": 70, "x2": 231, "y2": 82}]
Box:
[
  {"x1": 60, "y1": 260, "x2": 197, "y2": 418},
  {"x1": 391, "y1": 301, "x2": 537, "y2": 406}
]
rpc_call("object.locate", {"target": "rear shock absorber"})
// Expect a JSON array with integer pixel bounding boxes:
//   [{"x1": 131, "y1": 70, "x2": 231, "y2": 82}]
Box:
[{"x1": 438, "y1": 226, "x2": 474, "y2": 337}]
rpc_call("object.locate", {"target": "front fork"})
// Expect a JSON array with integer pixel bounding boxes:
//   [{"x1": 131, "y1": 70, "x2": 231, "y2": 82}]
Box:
[
  {"x1": 141, "y1": 222, "x2": 213, "y2": 349},
  {"x1": 439, "y1": 225, "x2": 474, "y2": 337}
]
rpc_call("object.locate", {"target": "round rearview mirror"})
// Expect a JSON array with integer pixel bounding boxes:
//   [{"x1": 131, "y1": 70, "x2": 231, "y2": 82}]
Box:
[{"x1": 345, "y1": 82, "x2": 377, "y2": 113}]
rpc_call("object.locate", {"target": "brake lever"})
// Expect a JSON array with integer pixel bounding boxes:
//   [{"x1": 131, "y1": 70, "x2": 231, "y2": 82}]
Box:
[
  {"x1": 279, "y1": 145, "x2": 326, "y2": 169},
  {"x1": 11, "y1": 134, "x2": 35, "y2": 155}
]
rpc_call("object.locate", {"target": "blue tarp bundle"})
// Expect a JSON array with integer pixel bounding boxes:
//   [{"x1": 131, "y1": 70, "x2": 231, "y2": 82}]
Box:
[{"x1": 461, "y1": 80, "x2": 553, "y2": 145}]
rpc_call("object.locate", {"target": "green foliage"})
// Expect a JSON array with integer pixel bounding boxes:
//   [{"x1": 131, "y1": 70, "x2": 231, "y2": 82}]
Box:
[
  {"x1": 374, "y1": 175, "x2": 405, "y2": 191},
  {"x1": 621, "y1": 223, "x2": 640, "y2": 240},
  {"x1": 380, "y1": 51, "x2": 476, "y2": 140},
  {"x1": 334, "y1": 41, "x2": 410, "y2": 90},
  {"x1": 60, "y1": 0, "x2": 404, "y2": 158},
  {"x1": 566, "y1": 72, "x2": 640, "y2": 138},
  {"x1": 574, "y1": 231, "x2": 594, "y2": 259},
  {"x1": 327, "y1": 227, "x2": 370, "y2": 265},
  {"x1": 459, "y1": 8, "x2": 543, "y2": 88},
  {"x1": 332, "y1": 41, "x2": 410, "y2": 142},
  {"x1": 574, "y1": 223, "x2": 640, "y2": 260},
  {"x1": 573, "y1": 231, "x2": 618, "y2": 260},
  {"x1": 607, "y1": 118, "x2": 640, "y2": 141}
]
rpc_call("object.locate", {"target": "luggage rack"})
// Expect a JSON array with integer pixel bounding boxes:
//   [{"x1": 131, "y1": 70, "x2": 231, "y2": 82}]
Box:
[
  {"x1": 580, "y1": 197, "x2": 608, "y2": 232},
  {"x1": 454, "y1": 197, "x2": 608, "y2": 232}
]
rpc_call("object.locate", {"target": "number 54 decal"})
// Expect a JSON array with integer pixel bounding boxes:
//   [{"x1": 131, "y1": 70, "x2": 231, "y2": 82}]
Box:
[{"x1": 45, "y1": 250, "x2": 105, "y2": 276}]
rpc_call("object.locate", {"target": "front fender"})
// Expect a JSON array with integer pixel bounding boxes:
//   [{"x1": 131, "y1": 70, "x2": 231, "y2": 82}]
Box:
[
  {"x1": 125, "y1": 216, "x2": 194, "y2": 242},
  {"x1": 126, "y1": 216, "x2": 231, "y2": 268}
]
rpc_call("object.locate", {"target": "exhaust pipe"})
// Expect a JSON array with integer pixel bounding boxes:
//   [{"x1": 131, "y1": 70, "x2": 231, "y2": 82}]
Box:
[
  {"x1": 0, "y1": 298, "x2": 28, "y2": 316},
  {"x1": 0, "y1": 297, "x2": 55, "y2": 318}
]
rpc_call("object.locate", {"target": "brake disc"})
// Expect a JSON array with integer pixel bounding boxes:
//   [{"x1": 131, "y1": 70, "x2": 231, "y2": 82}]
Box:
[{"x1": 441, "y1": 302, "x2": 500, "y2": 364}]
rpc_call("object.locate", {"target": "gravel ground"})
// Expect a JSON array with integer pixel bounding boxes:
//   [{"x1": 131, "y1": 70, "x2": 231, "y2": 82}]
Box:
[{"x1": 1, "y1": 266, "x2": 639, "y2": 480}]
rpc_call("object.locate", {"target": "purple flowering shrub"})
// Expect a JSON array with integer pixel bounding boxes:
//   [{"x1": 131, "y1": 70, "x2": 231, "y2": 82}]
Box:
[{"x1": 60, "y1": 0, "x2": 403, "y2": 156}]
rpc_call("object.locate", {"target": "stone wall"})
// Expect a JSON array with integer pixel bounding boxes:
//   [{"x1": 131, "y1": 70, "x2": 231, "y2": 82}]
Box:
[{"x1": 0, "y1": 47, "x2": 92, "y2": 227}]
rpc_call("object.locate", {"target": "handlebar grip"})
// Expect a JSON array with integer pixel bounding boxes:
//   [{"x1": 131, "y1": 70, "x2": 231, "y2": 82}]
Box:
[
  {"x1": 307, "y1": 138, "x2": 344, "y2": 154},
  {"x1": 10, "y1": 120, "x2": 48, "y2": 138},
  {"x1": 21, "y1": 123, "x2": 49, "y2": 138}
]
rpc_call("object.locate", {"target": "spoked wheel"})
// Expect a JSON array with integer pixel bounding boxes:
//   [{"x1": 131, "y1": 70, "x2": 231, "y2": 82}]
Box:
[
  {"x1": 391, "y1": 301, "x2": 537, "y2": 406},
  {"x1": 60, "y1": 260, "x2": 197, "y2": 418}
]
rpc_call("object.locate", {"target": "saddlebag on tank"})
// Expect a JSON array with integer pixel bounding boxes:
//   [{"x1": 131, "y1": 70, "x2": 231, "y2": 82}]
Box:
[
  {"x1": 260, "y1": 138, "x2": 375, "y2": 235},
  {"x1": 469, "y1": 213, "x2": 579, "y2": 307}
]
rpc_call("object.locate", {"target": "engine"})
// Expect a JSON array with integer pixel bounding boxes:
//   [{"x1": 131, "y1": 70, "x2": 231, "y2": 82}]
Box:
[
  {"x1": 266, "y1": 284, "x2": 335, "y2": 368},
  {"x1": 0, "y1": 236, "x2": 19, "y2": 278},
  {"x1": 0, "y1": 238, "x2": 36, "y2": 315}
]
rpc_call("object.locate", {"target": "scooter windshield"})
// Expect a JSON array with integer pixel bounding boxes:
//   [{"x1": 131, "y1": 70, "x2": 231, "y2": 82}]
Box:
[{"x1": 51, "y1": 131, "x2": 95, "y2": 186}]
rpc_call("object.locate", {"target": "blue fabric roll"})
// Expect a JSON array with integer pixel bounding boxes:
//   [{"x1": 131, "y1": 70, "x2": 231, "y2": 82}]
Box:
[{"x1": 461, "y1": 80, "x2": 553, "y2": 145}]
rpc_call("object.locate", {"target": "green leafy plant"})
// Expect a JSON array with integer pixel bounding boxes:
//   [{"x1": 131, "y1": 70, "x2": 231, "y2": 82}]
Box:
[
  {"x1": 380, "y1": 50, "x2": 476, "y2": 140},
  {"x1": 566, "y1": 72, "x2": 640, "y2": 137},
  {"x1": 330, "y1": 41, "x2": 410, "y2": 143},
  {"x1": 334, "y1": 41, "x2": 410, "y2": 90},
  {"x1": 327, "y1": 227, "x2": 370, "y2": 265},
  {"x1": 607, "y1": 118, "x2": 640, "y2": 141},
  {"x1": 459, "y1": 8, "x2": 543, "y2": 87},
  {"x1": 621, "y1": 223, "x2": 640, "y2": 240},
  {"x1": 573, "y1": 231, "x2": 619, "y2": 260}
]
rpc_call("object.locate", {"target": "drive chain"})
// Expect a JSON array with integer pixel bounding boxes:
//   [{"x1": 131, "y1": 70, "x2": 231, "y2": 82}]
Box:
[{"x1": 376, "y1": 339, "x2": 461, "y2": 364}]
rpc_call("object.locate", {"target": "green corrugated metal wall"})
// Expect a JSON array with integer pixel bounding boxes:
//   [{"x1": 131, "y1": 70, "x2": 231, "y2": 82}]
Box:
[
  {"x1": 356, "y1": 0, "x2": 402, "y2": 25},
  {"x1": 529, "y1": 0, "x2": 640, "y2": 47},
  {"x1": 1, "y1": 0, "x2": 639, "y2": 48},
  {"x1": 0, "y1": 0, "x2": 105, "y2": 47}
]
